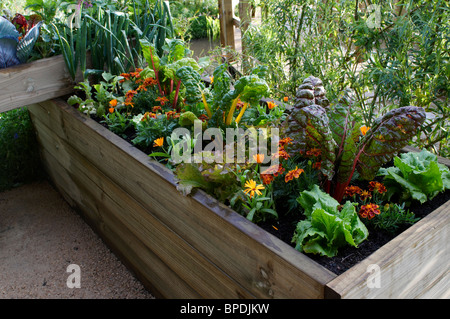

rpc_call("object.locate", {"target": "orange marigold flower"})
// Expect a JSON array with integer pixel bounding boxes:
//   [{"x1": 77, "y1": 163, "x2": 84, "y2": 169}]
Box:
[
  {"x1": 278, "y1": 137, "x2": 293, "y2": 147},
  {"x1": 285, "y1": 167, "x2": 304, "y2": 183},
  {"x1": 360, "y1": 125, "x2": 370, "y2": 136},
  {"x1": 261, "y1": 165, "x2": 285, "y2": 177},
  {"x1": 253, "y1": 153, "x2": 265, "y2": 164},
  {"x1": 152, "y1": 105, "x2": 162, "y2": 113},
  {"x1": 244, "y1": 179, "x2": 265, "y2": 199},
  {"x1": 198, "y1": 114, "x2": 209, "y2": 122},
  {"x1": 344, "y1": 185, "x2": 362, "y2": 197},
  {"x1": 267, "y1": 101, "x2": 276, "y2": 110},
  {"x1": 368, "y1": 181, "x2": 387, "y2": 194},
  {"x1": 306, "y1": 148, "x2": 321, "y2": 157},
  {"x1": 109, "y1": 99, "x2": 118, "y2": 107},
  {"x1": 360, "y1": 190, "x2": 372, "y2": 201},
  {"x1": 359, "y1": 203, "x2": 381, "y2": 220},
  {"x1": 143, "y1": 77, "x2": 158, "y2": 86},
  {"x1": 142, "y1": 112, "x2": 157, "y2": 121},
  {"x1": 153, "y1": 137, "x2": 164, "y2": 148},
  {"x1": 273, "y1": 148, "x2": 290, "y2": 160},
  {"x1": 156, "y1": 96, "x2": 169, "y2": 106},
  {"x1": 108, "y1": 107, "x2": 115, "y2": 114},
  {"x1": 283, "y1": 96, "x2": 289, "y2": 102},
  {"x1": 312, "y1": 161, "x2": 322, "y2": 170},
  {"x1": 260, "y1": 173, "x2": 274, "y2": 185},
  {"x1": 165, "y1": 111, "x2": 179, "y2": 119}
]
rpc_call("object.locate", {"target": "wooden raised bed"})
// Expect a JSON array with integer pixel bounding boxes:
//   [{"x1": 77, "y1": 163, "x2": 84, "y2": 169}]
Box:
[
  {"x1": 0, "y1": 55, "x2": 83, "y2": 113},
  {"x1": 28, "y1": 98, "x2": 449, "y2": 299}
]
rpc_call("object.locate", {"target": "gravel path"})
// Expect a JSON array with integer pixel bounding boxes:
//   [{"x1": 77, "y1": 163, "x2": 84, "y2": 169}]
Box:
[{"x1": 0, "y1": 180, "x2": 154, "y2": 299}]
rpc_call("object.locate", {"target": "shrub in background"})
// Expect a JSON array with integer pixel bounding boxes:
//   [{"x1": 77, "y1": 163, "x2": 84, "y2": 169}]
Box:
[{"x1": 0, "y1": 108, "x2": 44, "y2": 191}]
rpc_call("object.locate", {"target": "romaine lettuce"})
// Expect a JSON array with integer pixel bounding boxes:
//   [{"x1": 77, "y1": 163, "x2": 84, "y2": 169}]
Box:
[{"x1": 292, "y1": 185, "x2": 369, "y2": 257}]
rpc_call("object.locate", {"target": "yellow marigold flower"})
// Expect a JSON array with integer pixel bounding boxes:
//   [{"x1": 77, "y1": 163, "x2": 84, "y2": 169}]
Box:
[
  {"x1": 253, "y1": 153, "x2": 265, "y2": 164},
  {"x1": 267, "y1": 101, "x2": 276, "y2": 110},
  {"x1": 360, "y1": 125, "x2": 370, "y2": 136},
  {"x1": 244, "y1": 179, "x2": 265, "y2": 199},
  {"x1": 209, "y1": 76, "x2": 214, "y2": 84},
  {"x1": 153, "y1": 137, "x2": 164, "y2": 148}
]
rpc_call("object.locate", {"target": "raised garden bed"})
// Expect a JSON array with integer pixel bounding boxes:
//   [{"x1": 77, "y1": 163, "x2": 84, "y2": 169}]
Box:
[{"x1": 28, "y1": 98, "x2": 450, "y2": 299}]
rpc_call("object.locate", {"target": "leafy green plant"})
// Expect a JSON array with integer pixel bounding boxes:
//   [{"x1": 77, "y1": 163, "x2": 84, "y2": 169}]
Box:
[
  {"x1": 202, "y1": 63, "x2": 270, "y2": 129},
  {"x1": 368, "y1": 202, "x2": 419, "y2": 234},
  {"x1": 292, "y1": 185, "x2": 369, "y2": 257},
  {"x1": 282, "y1": 76, "x2": 426, "y2": 203},
  {"x1": 0, "y1": 108, "x2": 43, "y2": 191},
  {"x1": 379, "y1": 150, "x2": 450, "y2": 204}
]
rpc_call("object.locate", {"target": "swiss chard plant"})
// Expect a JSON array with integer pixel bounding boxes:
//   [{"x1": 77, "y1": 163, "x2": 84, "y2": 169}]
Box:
[
  {"x1": 201, "y1": 63, "x2": 270, "y2": 129},
  {"x1": 0, "y1": 15, "x2": 43, "y2": 68},
  {"x1": 379, "y1": 150, "x2": 450, "y2": 204},
  {"x1": 282, "y1": 76, "x2": 426, "y2": 203},
  {"x1": 292, "y1": 185, "x2": 369, "y2": 257},
  {"x1": 140, "y1": 38, "x2": 209, "y2": 111}
]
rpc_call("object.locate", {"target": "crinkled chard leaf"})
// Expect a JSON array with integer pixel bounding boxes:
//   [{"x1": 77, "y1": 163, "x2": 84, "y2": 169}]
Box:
[
  {"x1": 283, "y1": 104, "x2": 337, "y2": 179},
  {"x1": 357, "y1": 106, "x2": 426, "y2": 181}
]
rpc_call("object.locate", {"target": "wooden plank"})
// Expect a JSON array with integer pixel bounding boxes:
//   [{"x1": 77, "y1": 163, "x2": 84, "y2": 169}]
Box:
[
  {"x1": 29, "y1": 99, "x2": 336, "y2": 298},
  {"x1": 31, "y1": 115, "x2": 256, "y2": 298},
  {"x1": 0, "y1": 55, "x2": 82, "y2": 113},
  {"x1": 32, "y1": 118, "x2": 202, "y2": 298},
  {"x1": 326, "y1": 199, "x2": 450, "y2": 298}
]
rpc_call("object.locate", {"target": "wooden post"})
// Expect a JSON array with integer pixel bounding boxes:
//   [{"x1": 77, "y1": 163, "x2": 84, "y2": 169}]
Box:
[
  {"x1": 239, "y1": 0, "x2": 251, "y2": 72},
  {"x1": 218, "y1": 0, "x2": 235, "y2": 50}
]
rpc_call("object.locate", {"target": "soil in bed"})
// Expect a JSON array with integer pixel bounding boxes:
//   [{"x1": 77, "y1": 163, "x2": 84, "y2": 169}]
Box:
[
  {"x1": 82, "y1": 105, "x2": 450, "y2": 276},
  {"x1": 258, "y1": 189, "x2": 450, "y2": 275}
]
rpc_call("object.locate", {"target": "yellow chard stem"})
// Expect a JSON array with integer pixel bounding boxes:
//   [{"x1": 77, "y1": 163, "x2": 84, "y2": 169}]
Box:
[
  {"x1": 226, "y1": 95, "x2": 241, "y2": 126},
  {"x1": 201, "y1": 92, "x2": 212, "y2": 119},
  {"x1": 235, "y1": 102, "x2": 249, "y2": 125}
]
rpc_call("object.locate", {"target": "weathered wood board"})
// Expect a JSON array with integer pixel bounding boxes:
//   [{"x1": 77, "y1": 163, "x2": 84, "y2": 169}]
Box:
[
  {"x1": 0, "y1": 55, "x2": 82, "y2": 113},
  {"x1": 28, "y1": 98, "x2": 450, "y2": 299}
]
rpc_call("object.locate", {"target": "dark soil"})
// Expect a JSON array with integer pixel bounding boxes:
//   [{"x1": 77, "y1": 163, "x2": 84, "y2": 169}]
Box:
[{"x1": 258, "y1": 189, "x2": 450, "y2": 275}]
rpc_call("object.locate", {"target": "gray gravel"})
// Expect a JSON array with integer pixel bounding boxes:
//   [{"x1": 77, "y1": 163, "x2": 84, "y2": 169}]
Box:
[{"x1": 0, "y1": 180, "x2": 154, "y2": 299}]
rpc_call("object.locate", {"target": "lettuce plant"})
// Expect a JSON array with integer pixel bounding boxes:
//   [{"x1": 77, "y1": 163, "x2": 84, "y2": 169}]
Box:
[
  {"x1": 292, "y1": 185, "x2": 369, "y2": 257},
  {"x1": 282, "y1": 76, "x2": 426, "y2": 203},
  {"x1": 0, "y1": 16, "x2": 42, "y2": 68},
  {"x1": 379, "y1": 150, "x2": 450, "y2": 204}
]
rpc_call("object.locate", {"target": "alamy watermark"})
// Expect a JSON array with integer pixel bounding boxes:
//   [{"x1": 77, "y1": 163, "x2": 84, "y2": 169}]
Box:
[
  {"x1": 366, "y1": 264, "x2": 381, "y2": 289},
  {"x1": 168, "y1": 121, "x2": 280, "y2": 172},
  {"x1": 66, "y1": 264, "x2": 81, "y2": 288}
]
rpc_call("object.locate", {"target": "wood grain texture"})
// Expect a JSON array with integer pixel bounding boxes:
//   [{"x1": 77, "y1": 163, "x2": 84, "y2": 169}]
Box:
[
  {"x1": 326, "y1": 199, "x2": 449, "y2": 298},
  {"x1": 0, "y1": 55, "x2": 82, "y2": 113},
  {"x1": 29, "y1": 99, "x2": 336, "y2": 299}
]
